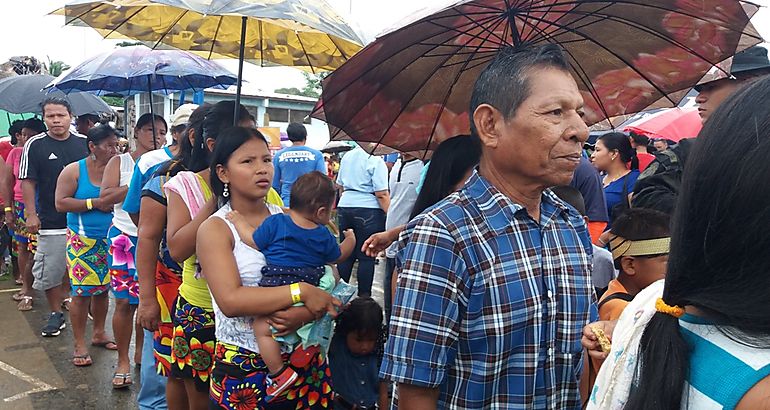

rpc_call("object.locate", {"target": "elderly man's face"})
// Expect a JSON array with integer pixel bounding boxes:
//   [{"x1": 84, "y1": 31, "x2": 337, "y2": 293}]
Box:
[{"x1": 480, "y1": 68, "x2": 588, "y2": 188}]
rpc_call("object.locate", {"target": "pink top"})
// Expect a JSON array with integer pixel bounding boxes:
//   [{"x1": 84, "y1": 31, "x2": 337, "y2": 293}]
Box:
[{"x1": 8, "y1": 147, "x2": 23, "y2": 202}]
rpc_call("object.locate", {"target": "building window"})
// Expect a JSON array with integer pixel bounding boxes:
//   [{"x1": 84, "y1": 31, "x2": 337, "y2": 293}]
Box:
[
  {"x1": 266, "y1": 107, "x2": 289, "y2": 123},
  {"x1": 290, "y1": 109, "x2": 312, "y2": 124}
]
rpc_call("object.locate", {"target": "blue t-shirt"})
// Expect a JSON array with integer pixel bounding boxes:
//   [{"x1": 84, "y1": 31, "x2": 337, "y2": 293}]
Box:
[
  {"x1": 336, "y1": 147, "x2": 389, "y2": 209},
  {"x1": 272, "y1": 145, "x2": 326, "y2": 206},
  {"x1": 122, "y1": 147, "x2": 173, "y2": 215},
  {"x1": 604, "y1": 170, "x2": 640, "y2": 226},
  {"x1": 253, "y1": 213, "x2": 340, "y2": 268},
  {"x1": 570, "y1": 156, "x2": 608, "y2": 223}
]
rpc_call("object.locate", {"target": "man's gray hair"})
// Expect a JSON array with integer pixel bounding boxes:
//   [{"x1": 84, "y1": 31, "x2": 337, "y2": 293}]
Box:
[{"x1": 469, "y1": 44, "x2": 571, "y2": 137}]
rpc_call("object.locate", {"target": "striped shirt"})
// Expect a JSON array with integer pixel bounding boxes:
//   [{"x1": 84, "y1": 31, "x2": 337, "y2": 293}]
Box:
[
  {"x1": 680, "y1": 314, "x2": 770, "y2": 409},
  {"x1": 381, "y1": 171, "x2": 597, "y2": 409}
]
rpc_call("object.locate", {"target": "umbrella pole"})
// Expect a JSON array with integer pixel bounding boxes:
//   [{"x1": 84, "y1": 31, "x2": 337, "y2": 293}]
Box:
[
  {"x1": 148, "y1": 75, "x2": 157, "y2": 150},
  {"x1": 234, "y1": 16, "x2": 247, "y2": 126}
]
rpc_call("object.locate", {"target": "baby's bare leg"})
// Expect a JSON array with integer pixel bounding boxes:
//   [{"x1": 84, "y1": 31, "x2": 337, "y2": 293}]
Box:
[{"x1": 253, "y1": 316, "x2": 286, "y2": 375}]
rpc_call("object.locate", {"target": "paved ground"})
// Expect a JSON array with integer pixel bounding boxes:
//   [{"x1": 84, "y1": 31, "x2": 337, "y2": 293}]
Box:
[{"x1": 0, "y1": 260, "x2": 386, "y2": 409}]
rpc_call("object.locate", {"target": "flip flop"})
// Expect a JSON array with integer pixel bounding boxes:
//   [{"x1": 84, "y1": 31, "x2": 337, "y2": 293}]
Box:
[
  {"x1": 112, "y1": 372, "x2": 133, "y2": 389},
  {"x1": 73, "y1": 354, "x2": 92, "y2": 367},
  {"x1": 14, "y1": 279, "x2": 23, "y2": 285},
  {"x1": 91, "y1": 340, "x2": 118, "y2": 350},
  {"x1": 12, "y1": 291, "x2": 24, "y2": 301},
  {"x1": 17, "y1": 296, "x2": 32, "y2": 311}
]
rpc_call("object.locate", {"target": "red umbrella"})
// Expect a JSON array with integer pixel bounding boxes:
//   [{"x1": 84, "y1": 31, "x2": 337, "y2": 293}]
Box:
[
  {"x1": 623, "y1": 107, "x2": 702, "y2": 142},
  {"x1": 312, "y1": 0, "x2": 761, "y2": 154}
]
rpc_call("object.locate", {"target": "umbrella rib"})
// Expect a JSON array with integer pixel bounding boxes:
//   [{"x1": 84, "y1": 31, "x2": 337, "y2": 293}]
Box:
[
  {"x1": 518, "y1": 11, "x2": 661, "y2": 123},
  {"x1": 153, "y1": 9, "x2": 189, "y2": 51},
  {"x1": 295, "y1": 32, "x2": 317, "y2": 75},
  {"x1": 66, "y1": 3, "x2": 104, "y2": 25},
  {"x1": 327, "y1": 34, "x2": 350, "y2": 61},
  {"x1": 514, "y1": 12, "x2": 678, "y2": 106},
  {"x1": 318, "y1": 9, "x2": 504, "y2": 106},
  {"x1": 425, "y1": 9, "x2": 511, "y2": 47},
  {"x1": 371, "y1": 15, "x2": 510, "y2": 154},
  {"x1": 526, "y1": 0, "x2": 761, "y2": 39},
  {"x1": 104, "y1": 6, "x2": 148, "y2": 39},
  {"x1": 325, "y1": 12, "x2": 507, "y2": 139},
  {"x1": 420, "y1": 33, "x2": 499, "y2": 157},
  {"x1": 259, "y1": 20, "x2": 264, "y2": 68},
  {"x1": 546, "y1": 8, "x2": 743, "y2": 72},
  {"x1": 208, "y1": 16, "x2": 225, "y2": 61}
]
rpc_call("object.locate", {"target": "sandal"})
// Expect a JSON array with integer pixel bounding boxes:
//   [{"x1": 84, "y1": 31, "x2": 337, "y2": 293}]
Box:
[
  {"x1": 12, "y1": 291, "x2": 24, "y2": 301},
  {"x1": 112, "y1": 372, "x2": 133, "y2": 389},
  {"x1": 17, "y1": 296, "x2": 32, "y2": 311},
  {"x1": 14, "y1": 279, "x2": 23, "y2": 285},
  {"x1": 91, "y1": 340, "x2": 118, "y2": 350},
  {"x1": 72, "y1": 354, "x2": 92, "y2": 367},
  {"x1": 62, "y1": 297, "x2": 72, "y2": 311}
]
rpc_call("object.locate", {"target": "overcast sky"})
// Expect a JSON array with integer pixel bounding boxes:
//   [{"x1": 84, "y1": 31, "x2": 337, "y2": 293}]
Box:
[{"x1": 2, "y1": 0, "x2": 768, "y2": 91}]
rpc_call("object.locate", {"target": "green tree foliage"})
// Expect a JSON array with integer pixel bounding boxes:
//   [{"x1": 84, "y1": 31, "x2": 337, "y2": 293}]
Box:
[
  {"x1": 273, "y1": 72, "x2": 329, "y2": 98},
  {"x1": 45, "y1": 58, "x2": 71, "y2": 77}
]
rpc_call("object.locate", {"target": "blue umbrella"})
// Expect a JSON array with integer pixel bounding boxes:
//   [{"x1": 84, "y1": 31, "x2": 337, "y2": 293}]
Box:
[{"x1": 47, "y1": 45, "x2": 238, "y2": 145}]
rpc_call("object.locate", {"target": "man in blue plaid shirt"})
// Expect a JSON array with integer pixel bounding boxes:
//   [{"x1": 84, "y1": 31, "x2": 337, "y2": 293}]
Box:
[{"x1": 380, "y1": 44, "x2": 598, "y2": 409}]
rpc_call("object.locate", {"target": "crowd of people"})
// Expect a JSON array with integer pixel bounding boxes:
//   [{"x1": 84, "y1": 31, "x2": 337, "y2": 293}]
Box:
[{"x1": 2, "y1": 41, "x2": 770, "y2": 410}]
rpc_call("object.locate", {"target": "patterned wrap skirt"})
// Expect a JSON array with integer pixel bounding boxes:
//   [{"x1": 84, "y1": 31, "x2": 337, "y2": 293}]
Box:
[
  {"x1": 209, "y1": 342, "x2": 333, "y2": 410},
  {"x1": 154, "y1": 260, "x2": 183, "y2": 377},
  {"x1": 12, "y1": 200, "x2": 36, "y2": 255},
  {"x1": 171, "y1": 294, "x2": 216, "y2": 392},
  {"x1": 107, "y1": 226, "x2": 139, "y2": 304},
  {"x1": 66, "y1": 229, "x2": 110, "y2": 297}
]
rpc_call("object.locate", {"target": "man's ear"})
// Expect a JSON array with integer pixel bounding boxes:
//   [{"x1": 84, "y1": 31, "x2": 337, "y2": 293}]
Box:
[
  {"x1": 620, "y1": 256, "x2": 636, "y2": 276},
  {"x1": 473, "y1": 104, "x2": 504, "y2": 149}
]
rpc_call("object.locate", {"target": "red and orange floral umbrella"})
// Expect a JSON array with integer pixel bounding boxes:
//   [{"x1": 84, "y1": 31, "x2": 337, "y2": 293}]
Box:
[{"x1": 312, "y1": 0, "x2": 762, "y2": 154}]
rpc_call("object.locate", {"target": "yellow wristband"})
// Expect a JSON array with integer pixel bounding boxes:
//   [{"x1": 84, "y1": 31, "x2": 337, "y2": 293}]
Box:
[
  {"x1": 3, "y1": 207, "x2": 11, "y2": 212},
  {"x1": 290, "y1": 283, "x2": 301, "y2": 304},
  {"x1": 86, "y1": 198, "x2": 93, "y2": 210}
]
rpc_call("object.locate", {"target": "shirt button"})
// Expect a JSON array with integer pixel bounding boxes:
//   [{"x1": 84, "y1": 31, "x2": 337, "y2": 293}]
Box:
[
  {"x1": 547, "y1": 347, "x2": 554, "y2": 356},
  {"x1": 547, "y1": 290, "x2": 553, "y2": 299},
  {"x1": 360, "y1": 380, "x2": 366, "y2": 385}
]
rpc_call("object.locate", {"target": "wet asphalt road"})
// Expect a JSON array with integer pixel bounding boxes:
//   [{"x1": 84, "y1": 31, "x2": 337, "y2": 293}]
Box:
[{"x1": 0, "y1": 260, "x2": 385, "y2": 410}]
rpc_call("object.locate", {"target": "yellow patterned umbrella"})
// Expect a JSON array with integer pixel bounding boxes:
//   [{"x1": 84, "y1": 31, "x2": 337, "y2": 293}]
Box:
[
  {"x1": 54, "y1": 0, "x2": 363, "y2": 71},
  {"x1": 53, "y1": 0, "x2": 365, "y2": 121}
]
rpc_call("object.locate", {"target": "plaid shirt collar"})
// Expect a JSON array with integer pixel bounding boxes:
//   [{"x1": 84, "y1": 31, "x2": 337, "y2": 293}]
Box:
[{"x1": 464, "y1": 169, "x2": 572, "y2": 232}]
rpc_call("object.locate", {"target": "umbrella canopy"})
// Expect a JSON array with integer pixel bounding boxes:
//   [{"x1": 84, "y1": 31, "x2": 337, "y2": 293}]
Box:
[
  {"x1": 0, "y1": 75, "x2": 112, "y2": 116},
  {"x1": 622, "y1": 107, "x2": 702, "y2": 142},
  {"x1": 320, "y1": 140, "x2": 354, "y2": 154},
  {"x1": 312, "y1": 0, "x2": 761, "y2": 153},
  {"x1": 53, "y1": 0, "x2": 364, "y2": 73},
  {"x1": 46, "y1": 45, "x2": 238, "y2": 97}
]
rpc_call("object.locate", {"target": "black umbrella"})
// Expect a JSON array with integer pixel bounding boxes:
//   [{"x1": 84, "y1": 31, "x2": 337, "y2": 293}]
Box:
[{"x1": 0, "y1": 74, "x2": 112, "y2": 116}]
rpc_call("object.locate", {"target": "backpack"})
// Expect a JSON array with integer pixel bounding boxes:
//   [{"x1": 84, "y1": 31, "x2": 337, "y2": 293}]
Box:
[{"x1": 631, "y1": 139, "x2": 694, "y2": 214}]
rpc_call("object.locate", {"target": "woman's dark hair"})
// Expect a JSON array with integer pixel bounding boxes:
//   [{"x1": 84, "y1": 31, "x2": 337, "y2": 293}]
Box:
[
  {"x1": 190, "y1": 101, "x2": 250, "y2": 172},
  {"x1": 625, "y1": 76, "x2": 770, "y2": 410},
  {"x1": 135, "y1": 113, "x2": 167, "y2": 132},
  {"x1": 334, "y1": 297, "x2": 383, "y2": 338},
  {"x1": 209, "y1": 126, "x2": 269, "y2": 203},
  {"x1": 86, "y1": 124, "x2": 117, "y2": 150},
  {"x1": 8, "y1": 120, "x2": 24, "y2": 144},
  {"x1": 410, "y1": 135, "x2": 481, "y2": 219},
  {"x1": 629, "y1": 131, "x2": 651, "y2": 152},
  {"x1": 22, "y1": 118, "x2": 47, "y2": 135},
  {"x1": 598, "y1": 132, "x2": 639, "y2": 170},
  {"x1": 609, "y1": 208, "x2": 670, "y2": 269},
  {"x1": 156, "y1": 104, "x2": 211, "y2": 178},
  {"x1": 290, "y1": 171, "x2": 336, "y2": 214}
]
